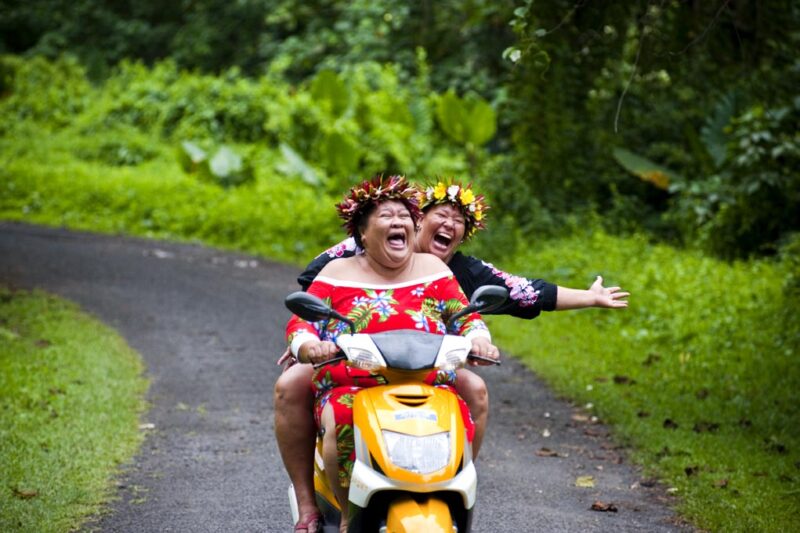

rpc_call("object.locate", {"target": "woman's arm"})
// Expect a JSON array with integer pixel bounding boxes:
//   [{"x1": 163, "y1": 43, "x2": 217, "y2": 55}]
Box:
[
  {"x1": 286, "y1": 279, "x2": 339, "y2": 363},
  {"x1": 555, "y1": 276, "x2": 629, "y2": 310},
  {"x1": 297, "y1": 237, "x2": 360, "y2": 290}
]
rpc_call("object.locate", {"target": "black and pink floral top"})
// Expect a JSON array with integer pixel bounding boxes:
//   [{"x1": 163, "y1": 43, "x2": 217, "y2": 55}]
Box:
[{"x1": 298, "y1": 237, "x2": 558, "y2": 319}]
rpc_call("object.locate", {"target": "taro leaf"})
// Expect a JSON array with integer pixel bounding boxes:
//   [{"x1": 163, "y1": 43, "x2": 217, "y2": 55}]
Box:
[
  {"x1": 311, "y1": 70, "x2": 349, "y2": 118},
  {"x1": 436, "y1": 90, "x2": 468, "y2": 144},
  {"x1": 612, "y1": 148, "x2": 681, "y2": 190},
  {"x1": 278, "y1": 143, "x2": 321, "y2": 186},
  {"x1": 701, "y1": 91, "x2": 741, "y2": 167},
  {"x1": 209, "y1": 146, "x2": 242, "y2": 178},
  {"x1": 575, "y1": 475, "x2": 596, "y2": 488},
  {"x1": 463, "y1": 94, "x2": 497, "y2": 147},
  {"x1": 208, "y1": 146, "x2": 253, "y2": 188},
  {"x1": 320, "y1": 131, "x2": 360, "y2": 177},
  {"x1": 435, "y1": 90, "x2": 497, "y2": 147},
  {"x1": 178, "y1": 140, "x2": 207, "y2": 173}
]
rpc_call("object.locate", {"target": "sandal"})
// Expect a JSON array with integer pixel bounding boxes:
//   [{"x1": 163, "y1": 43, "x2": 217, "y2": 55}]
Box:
[{"x1": 294, "y1": 511, "x2": 321, "y2": 533}]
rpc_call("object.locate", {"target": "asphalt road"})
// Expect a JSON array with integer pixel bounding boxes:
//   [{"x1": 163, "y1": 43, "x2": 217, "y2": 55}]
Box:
[{"x1": 0, "y1": 222, "x2": 689, "y2": 532}]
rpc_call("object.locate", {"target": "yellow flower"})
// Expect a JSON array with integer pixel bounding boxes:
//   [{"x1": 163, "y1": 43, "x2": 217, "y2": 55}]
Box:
[
  {"x1": 474, "y1": 209, "x2": 483, "y2": 221},
  {"x1": 459, "y1": 188, "x2": 475, "y2": 205},
  {"x1": 433, "y1": 182, "x2": 447, "y2": 200}
]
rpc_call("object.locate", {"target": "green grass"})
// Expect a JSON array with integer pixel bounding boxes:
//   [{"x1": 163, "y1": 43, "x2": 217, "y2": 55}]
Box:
[
  {"x1": 0, "y1": 288, "x2": 148, "y2": 533},
  {"x1": 0, "y1": 129, "x2": 341, "y2": 264},
  {"x1": 485, "y1": 231, "x2": 800, "y2": 532}
]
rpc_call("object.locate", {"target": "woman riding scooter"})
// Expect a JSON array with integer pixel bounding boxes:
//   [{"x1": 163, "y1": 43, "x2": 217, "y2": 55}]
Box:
[
  {"x1": 276, "y1": 177, "x2": 629, "y2": 532},
  {"x1": 285, "y1": 175, "x2": 501, "y2": 531}
]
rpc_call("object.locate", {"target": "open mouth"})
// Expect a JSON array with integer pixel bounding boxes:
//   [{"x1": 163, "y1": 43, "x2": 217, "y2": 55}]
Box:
[
  {"x1": 387, "y1": 231, "x2": 407, "y2": 250},
  {"x1": 433, "y1": 232, "x2": 453, "y2": 248}
]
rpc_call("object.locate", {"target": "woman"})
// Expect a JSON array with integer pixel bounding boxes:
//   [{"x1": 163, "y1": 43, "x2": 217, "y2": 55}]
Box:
[
  {"x1": 278, "y1": 178, "x2": 628, "y2": 532},
  {"x1": 284, "y1": 175, "x2": 499, "y2": 532}
]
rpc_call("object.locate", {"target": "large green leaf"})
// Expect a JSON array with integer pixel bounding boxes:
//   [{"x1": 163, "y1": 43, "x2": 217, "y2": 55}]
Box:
[
  {"x1": 319, "y1": 131, "x2": 360, "y2": 177},
  {"x1": 612, "y1": 148, "x2": 682, "y2": 190},
  {"x1": 277, "y1": 143, "x2": 321, "y2": 186},
  {"x1": 207, "y1": 145, "x2": 253, "y2": 188},
  {"x1": 435, "y1": 90, "x2": 468, "y2": 144},
  {"x1": 310, "y1": 69, "x2": 349, "y2": 118},
  {"x1": 177, "y1": 140, "x2": 207, "y2": 173},
  {"x1": 464, "y1": 95, "x2": 497, "y2": 146},
  {"x1": 435, "y1": 90, "x2": 496, "y2": 147}
]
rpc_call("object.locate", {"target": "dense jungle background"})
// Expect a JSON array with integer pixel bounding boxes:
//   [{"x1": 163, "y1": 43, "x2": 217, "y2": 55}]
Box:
[{"x1": 1, "y1": 1, "x2": 799, "y2": 531}]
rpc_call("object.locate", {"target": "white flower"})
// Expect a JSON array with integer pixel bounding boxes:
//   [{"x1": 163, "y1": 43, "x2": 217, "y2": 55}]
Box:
[
  {"x1": 447, "y1": 185, "x2": 460, "y2": 200},
  {"x1": 425, "y1": 186, "x2": 434, "y2": 199}
]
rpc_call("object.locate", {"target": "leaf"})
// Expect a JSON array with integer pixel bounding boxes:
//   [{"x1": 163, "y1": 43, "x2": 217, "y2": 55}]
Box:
[
  {"x1": 208, "y1": 146, "x2": 253, "y2": 187},
  {"x1": 464, "y1": 95, "x2": 497, "y2": 146},
  {"x1": 435, "y1": 90, "x2": 468, "y2": 144},
  {"x1": 575, "y1": 475, "x2": 596, "y2": 488},
  {"x1": 177, "y1": 140, "x2": 207, "y2": 173},
  {"x1": 277, "y1": 143, "x2": 321, "y2": 186},
  {"x1": 590, "y1": 500, "x2": 618, "y2": 512},
  {"x1": 435, "y1": 90, "x2": 497, "y2": 148},
  {"x1": 701, "y1": 91, "x2": 741, "y2": 167},
  {"x1": 319, "y1": 130, "x2": 360, "y2": 177},
  {"x1": 310, "y1": 70, "x2": 349, "y2": 117},
  {"x1": 12, "y1": 487, "x2": 38, "y2": 500},
  {"x1": 612, "y1": 148, "x2": 681, "y2": 190},
  {"x1": 535, "y1": 447, "x2": 563, "y2": 458},
  {"x1": 181, "y1": 140, "x2": 206, "y2": 164},
  {"x1": 209, "y1": 146, "x2": 242, "y2": 178}
]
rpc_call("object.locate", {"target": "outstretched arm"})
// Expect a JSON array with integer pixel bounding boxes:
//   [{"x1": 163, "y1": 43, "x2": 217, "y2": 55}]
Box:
[{"x1": 555, "y1": 276, "x2": 629, "y2": 310}]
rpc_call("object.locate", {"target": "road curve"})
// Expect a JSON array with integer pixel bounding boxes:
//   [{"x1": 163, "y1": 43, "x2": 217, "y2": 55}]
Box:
[{"x1": 0, "y1": 222, "x2": 688, "y2": 532}]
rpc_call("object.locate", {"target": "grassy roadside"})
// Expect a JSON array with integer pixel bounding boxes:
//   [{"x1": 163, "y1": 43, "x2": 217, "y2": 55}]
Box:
[
  {"x1": 485, "y1": 231, "x2": 800, "y2": 532},
  {"x1": 0, "y1": 287, "x2": 148, "y2": 533}
]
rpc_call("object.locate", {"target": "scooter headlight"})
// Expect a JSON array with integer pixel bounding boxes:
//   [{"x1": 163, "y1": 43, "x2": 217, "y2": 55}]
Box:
[
  {"x1": 381, "y1": 430, "x2": 450, "y2": 474},
  {"x1": 347, "y1": 348, "x2": 382, "y2": 371}
]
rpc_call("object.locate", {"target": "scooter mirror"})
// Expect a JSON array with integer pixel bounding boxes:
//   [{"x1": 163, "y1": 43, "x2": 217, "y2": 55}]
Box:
[
  {"x1": 446, "y1": 285, "x2": 509, "y2": 331},
  {"x1": 469, "y1": 285, "x2": 509, "y2": 314},
  {"x1": 284, "y1": 291, "x2": 357, "y2": 334},
  {"x1": 285, "y1": 292, "x2": 333, "y2": 322}
]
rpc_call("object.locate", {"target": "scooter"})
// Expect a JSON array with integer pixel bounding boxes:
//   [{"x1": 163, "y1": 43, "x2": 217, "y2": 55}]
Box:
[{"x1": 284, "y1": 286, "x2": 507, "y2": 533}]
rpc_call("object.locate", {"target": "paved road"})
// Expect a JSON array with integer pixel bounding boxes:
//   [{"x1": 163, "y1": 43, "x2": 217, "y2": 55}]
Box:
[{"x1": 0, "y1": 222, "x2": 688, "y2": 532}]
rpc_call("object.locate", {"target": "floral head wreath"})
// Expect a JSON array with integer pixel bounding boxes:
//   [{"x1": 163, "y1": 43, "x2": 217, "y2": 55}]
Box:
[
  {"x1": 336, "y1": 174, "x2": 422, "y2": 237},
  {"x1": 419, "y1": 179, "x2": 488, "y2": 238}
]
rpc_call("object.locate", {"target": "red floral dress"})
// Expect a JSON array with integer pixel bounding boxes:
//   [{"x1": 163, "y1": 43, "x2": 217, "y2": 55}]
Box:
[{"x1": 286, "y1": 271, "x2": 489, "y2": 487}]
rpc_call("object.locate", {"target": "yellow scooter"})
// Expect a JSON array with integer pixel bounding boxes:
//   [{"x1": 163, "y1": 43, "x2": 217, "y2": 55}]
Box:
[{"x1": 285, "y1": 286, "x2": 507, "y2": 533}]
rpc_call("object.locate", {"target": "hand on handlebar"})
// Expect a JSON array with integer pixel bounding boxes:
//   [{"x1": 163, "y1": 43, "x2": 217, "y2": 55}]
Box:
[
  {"x1": 469, "y1": 337, "x2": 501, "y2": 366},
  {"x1": 298, "y1": 340, "x2": 339, "y2": 365}
]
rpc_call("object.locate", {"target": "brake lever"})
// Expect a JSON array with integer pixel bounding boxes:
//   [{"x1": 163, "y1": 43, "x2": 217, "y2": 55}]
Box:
[
  {"x1": 313, "y1": 353, "x2": 347, "y2": 369},
  {"x1": 467, "y1": 354, "x2": 501, "y2": 366}
]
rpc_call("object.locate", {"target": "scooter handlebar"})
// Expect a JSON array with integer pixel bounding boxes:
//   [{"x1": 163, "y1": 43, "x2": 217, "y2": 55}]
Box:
[
  {"x1": 312, "y1": 353, "x2": 347, "y2": 369},
  {"x1": 467, "y1": 353, "x2": 502, "y2": 366}
]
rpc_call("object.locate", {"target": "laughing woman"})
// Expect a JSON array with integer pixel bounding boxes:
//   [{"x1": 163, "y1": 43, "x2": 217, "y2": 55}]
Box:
[{"x1": 285, "y1": 175, "x2": 499, "y2": 532}]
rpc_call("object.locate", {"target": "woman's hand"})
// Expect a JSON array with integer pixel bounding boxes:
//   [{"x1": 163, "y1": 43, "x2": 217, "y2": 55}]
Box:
[
  {"x1": 298, "y1": 340, "x2": 339, "y2": 365},
  {"x1": 589, "y1": 275, "x2": 629, "y2": 308},
  {"x1": 469, "y1": 337, "x2": 501, "y2": 366}
]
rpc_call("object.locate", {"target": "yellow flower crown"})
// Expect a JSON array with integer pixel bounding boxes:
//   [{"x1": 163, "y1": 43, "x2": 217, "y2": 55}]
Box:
[{"x1": 419, "y1": 179, "x2": 488, "y2": 238}]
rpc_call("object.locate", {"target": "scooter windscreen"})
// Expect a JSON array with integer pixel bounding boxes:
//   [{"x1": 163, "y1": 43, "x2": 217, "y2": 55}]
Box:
[{"x1": 368, "y1": 330, "x2": 444, "y2": 370}]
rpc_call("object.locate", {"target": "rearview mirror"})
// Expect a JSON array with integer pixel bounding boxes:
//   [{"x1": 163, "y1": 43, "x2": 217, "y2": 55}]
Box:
[
  {"x1": 446, "y1": 285, "x2": 509, "y2": 331},
  {"x1": 284, "y1": 291, "x2": 356, "y2": 334}
]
